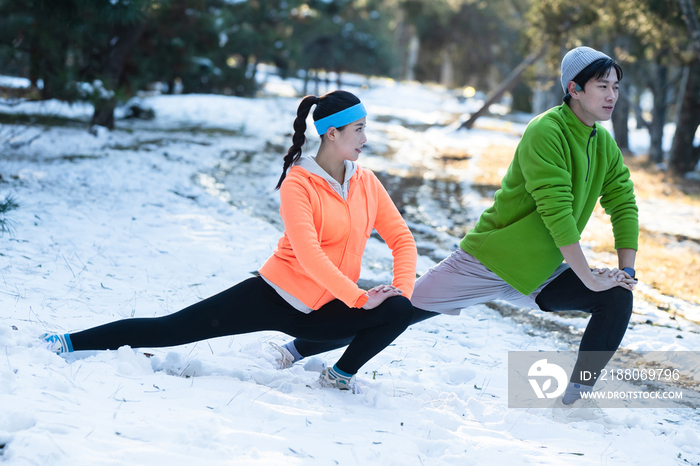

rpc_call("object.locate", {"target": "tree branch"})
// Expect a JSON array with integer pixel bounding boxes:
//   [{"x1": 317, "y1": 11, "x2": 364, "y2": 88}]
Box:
[{"x1": 460, "y1": 44, "x2": 548, "y2": 130}]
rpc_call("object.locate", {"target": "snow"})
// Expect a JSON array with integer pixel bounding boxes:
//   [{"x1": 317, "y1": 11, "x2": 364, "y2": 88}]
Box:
[
  {"x1": 2, "y1": 75, "x2": 700, "y2": 465},
  {"x1": 0, "y1": 76, "x2": 30, "y2": 88}
]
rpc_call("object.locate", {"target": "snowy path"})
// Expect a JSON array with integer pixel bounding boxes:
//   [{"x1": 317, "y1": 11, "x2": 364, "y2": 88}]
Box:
[{"x1": 1, "y1": 90, "x2": 700, "y2": 465}]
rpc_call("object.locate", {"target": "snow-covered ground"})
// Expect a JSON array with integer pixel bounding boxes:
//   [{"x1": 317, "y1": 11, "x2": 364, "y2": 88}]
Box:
[{"x1": 2, "y1": 75, "x2": 700, "y2": 465}]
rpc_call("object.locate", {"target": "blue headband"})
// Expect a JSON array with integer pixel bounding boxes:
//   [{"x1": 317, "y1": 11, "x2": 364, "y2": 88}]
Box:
[{"x1": 313, "y1": 103, "x2": 367, "y2": 135}]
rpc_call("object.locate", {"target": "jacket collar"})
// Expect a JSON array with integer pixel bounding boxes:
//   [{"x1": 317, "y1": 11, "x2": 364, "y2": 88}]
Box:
[
  {"x1": 294, "y1": 156, "x2": 358, "y2": 199},
  {"x1": 559, "y1": 103, "x2": 598, "y2": 140}
]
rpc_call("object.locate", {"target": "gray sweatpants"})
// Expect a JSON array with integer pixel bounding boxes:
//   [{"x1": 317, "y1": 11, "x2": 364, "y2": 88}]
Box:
[{"x1": 411, "y1": 248, "x2": 569, "y2": 315}]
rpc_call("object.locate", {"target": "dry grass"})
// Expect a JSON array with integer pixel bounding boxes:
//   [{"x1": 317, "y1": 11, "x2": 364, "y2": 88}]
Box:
[
  {"x1": 635, "y1": 231, "x2": 700, "y2": 304},
  {"x1": 623, "y1": 156, "x2": 700, "y2": 205},
  {"x1": 473, "y1": 149, "x2": 700, "y2": 305},
  {"x1": 438, "y1": 147, "x2": 472, "y2": 171},
  {"x1": 472, "y1": 143, "x2": 517, "y2": 187},
  {"x1": 582, "y1": 157, "x2": 700, "y2": 304},
  {"x1": 586, "y1": 213, "x2": 700, "y2": 304}
]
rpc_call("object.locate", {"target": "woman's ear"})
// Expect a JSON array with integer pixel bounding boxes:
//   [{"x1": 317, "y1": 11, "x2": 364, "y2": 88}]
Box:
[{"x1": 325, "y1": 127, "x2": 338, "y2": 141}]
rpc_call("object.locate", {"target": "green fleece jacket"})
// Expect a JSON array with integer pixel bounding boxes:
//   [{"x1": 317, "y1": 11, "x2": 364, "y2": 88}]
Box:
[{"x1": 460, "y1": 103, "x2": 639, "y2": 295}]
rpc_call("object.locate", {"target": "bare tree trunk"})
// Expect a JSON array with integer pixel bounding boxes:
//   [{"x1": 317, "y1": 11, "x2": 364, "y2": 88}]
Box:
[
  {"x1": 440, "y1": 47, "x2": 454, "y2": 88},
  {"x1": 303, "y1": 69, "x2": 310, "y2": 95},
  {"x1": 92, "y1": 100, "x2": 117, "y2": 129},
  {"x1": 631, "y1": 86, "x2": 643, "y2": 129},
  {"x1": 91, "y1": 21, "x2": 146, "y2": 129},
  {"x1": 669, "y1": 57, "x2": 700, "y2": 174},
  {"x1": 405, "y1": 29, "x2": 419, "y2": 81},
  {"x1": 460, "y1": 45, "x2": 547, "y2": 130},
  {"x1": 648, "y1": 64, "x2": 669, "y2": 163},
  {"x1": 612, "y1": 78, "x2": 630, "y2": 154},
  {"x1": 393, "y1": 8, "x2": 409, "y2": 79},
  {"x1": 627, "y1": 88, "x2": 651, "y2": 133},
  {"x1": 674, "y1": 66, "x2": 689, "y2": 124}
]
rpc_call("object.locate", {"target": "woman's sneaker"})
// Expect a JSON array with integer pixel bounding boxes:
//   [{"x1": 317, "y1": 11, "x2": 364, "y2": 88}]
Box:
[
  {"x1": 317, "y1": 367, "x2": 364, "y2": 394},
  {"x1": 268, "y1": 342, "x2": 295, "y2": 369},
  {"x1": 40, "y1": 333, "x2": 73, "y2": 354}
]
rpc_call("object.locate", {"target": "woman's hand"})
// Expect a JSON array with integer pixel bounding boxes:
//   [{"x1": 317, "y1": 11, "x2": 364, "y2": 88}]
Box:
[{"x1": 362, "y1": 285, "x2": 403, "y2": 310}]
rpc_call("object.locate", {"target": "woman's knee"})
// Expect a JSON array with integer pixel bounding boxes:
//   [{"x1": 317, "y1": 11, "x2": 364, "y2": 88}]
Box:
[{"x1": 375, "y1": 296, "x2": 414, "y2": 327}]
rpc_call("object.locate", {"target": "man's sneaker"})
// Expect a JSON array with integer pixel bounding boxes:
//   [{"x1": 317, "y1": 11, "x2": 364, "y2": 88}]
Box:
[
  {"x1": 40, "y1": 333, "x2": 73, "y2": 354},
  {"x1": 552, "y1": 395, "x2": 606, "y2": 423},
  {"x1": 317, "y1": 367, "x2": 364, "y2": 394},
  {"x1": 268, "y1": 342, "x2": 294, "y2": 370}
]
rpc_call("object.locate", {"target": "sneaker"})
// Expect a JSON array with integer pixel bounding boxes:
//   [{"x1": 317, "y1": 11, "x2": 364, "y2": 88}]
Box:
[
  {"x1": 40, "y1": 333, "x2": 73, "y2": 354},
  {"x1": 317, "y1": 367, "x2": 363, "y2": 394},
  {"x1": 551, "y1": 395, "x2": 606, "y2": 423},
  {"x1": 268, "y1": 342, "x2": 294, "y2": 370}
]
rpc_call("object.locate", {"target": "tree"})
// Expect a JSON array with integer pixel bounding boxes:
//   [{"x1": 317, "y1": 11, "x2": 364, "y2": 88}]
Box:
[
  {"x1": 214, "y1": 0, "x2": 301, "y2": 92},
  {"x1": 1, "y1": 0, "x2": 82, "y2": 99},
  {"x1": 669, "y1": 0, "x2": 700, "y2": 174},
  {"x1": 131, "y1": 0, "x2": 234, "y2": 95},
  {"x1": 81, "y1": 0, "x2": 151, "y2": 128},
  {"x1": 0, "y1": 0, "x2": 153, "y2": 128},
  {"x1": 525, "y1": 0, "x2": 691, "y2": 165},
  {"x1": 460, "y1": 46, "x2": 547, "y2": 129},
  {"x1": 288, "y1": 0, "x2": 396, "y2": 85},
  {"x1": 400, "y1": 0, "x2": 530, "y2": 91},
  {"x1": 610, "y1": 1, "x2": 686, "y2": 164}
]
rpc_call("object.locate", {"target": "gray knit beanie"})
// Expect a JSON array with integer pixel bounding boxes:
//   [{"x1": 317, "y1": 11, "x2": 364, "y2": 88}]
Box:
[{"x1": 560, "y1": 46, "x2": 611, "y2": 93}]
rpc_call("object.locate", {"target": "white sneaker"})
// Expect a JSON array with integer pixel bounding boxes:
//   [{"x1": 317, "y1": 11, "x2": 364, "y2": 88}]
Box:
[
  {"x1": 268, "y1": 342, "x2": 295, "y2": 370},
  {"x1": 551, "y1": 396, "x2": 606, "y2": 423},
  {"x1": 40, "y1": 333, "x2": 71, "y2": 354},
  {"x1": 317, "y1": 367, "x2": 364, "y2": 394}
]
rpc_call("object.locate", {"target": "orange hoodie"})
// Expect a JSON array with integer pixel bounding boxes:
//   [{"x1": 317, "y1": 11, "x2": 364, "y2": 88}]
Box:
[{"x1": 258, "y1": 164, "x2": 417, "y2": 310}]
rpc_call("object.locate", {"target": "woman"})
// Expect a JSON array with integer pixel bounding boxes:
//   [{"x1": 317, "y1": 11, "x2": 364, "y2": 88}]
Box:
[{"x1": 41, "y1": 90, "x2": 417, "y2": 393}]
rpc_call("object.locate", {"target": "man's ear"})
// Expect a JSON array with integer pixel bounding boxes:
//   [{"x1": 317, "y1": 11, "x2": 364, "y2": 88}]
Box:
[{"x1": 567, "y1": 81, "x2": 581, "y2": 97}]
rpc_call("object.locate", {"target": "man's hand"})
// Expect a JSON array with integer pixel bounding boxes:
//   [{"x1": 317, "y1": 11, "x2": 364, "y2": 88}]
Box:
[
  {"x1": 362, "y1": 285, "x2": 403, "y2": 309},
  {"x1": 591, "y1": 267, "x2": 637, "y2": 291},
  {"x1": 560, "y1": 242, "x2": 637, "y2": 293}
]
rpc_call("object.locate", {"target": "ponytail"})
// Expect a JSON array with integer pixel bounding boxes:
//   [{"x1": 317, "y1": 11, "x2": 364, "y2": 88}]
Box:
[{"x1": 275, "y1": 95, "x2": 319, "y2": 190}]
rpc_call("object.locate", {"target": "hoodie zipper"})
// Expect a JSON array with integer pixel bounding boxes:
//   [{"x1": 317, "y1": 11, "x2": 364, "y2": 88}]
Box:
[
  {"x1": 306, "y1": 174, "x2": 352, "y2": 309},
  {"x1": 585, "y1": 127, "x2": 597, "y2": 182},
  {"x1": 337, "y1": 174, "x2": 360, "y2": 272},
  {"x1": 308, "y1": 173, "x2": 358, "y2": 274}
]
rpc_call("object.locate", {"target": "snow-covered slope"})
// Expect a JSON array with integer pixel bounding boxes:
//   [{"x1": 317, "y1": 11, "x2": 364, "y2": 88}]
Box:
[{"x1": 2, "y1": 79, "x2": 700, "y2": 465}]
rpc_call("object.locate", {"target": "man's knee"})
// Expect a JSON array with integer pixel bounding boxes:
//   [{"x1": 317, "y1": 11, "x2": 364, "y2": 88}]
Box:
[
  {"x1": 603, "y1": 286, "x2": 633, "y2": 321},
  {"x1": 412, "y1": 267, "x2": 442, "y2": 300}
]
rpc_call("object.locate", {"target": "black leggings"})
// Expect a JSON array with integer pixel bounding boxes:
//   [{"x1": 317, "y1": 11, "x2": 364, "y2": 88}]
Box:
[
  {"x1": 534, "y1": 268, "x2": 633, "y2": 385},
  {"x1": 293, "y1": 307, "x2": 437, "y2": 357},
  {"x1": 292, "y1": 269, "x2": 633, "y2": 385},
  {"x1": 69, "y1": 277, "x2": 414, "y2": 375}
]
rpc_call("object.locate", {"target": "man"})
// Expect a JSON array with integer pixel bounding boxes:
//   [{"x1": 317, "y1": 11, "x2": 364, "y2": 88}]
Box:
[{"x1": 278, "y1": 46, "x2": 639, "y2": 408}]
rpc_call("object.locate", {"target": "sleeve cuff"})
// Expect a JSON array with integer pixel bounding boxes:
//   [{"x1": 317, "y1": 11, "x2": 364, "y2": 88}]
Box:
[{"x1": 352, "y1": 293, "x2": 369, "y2": 309}]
